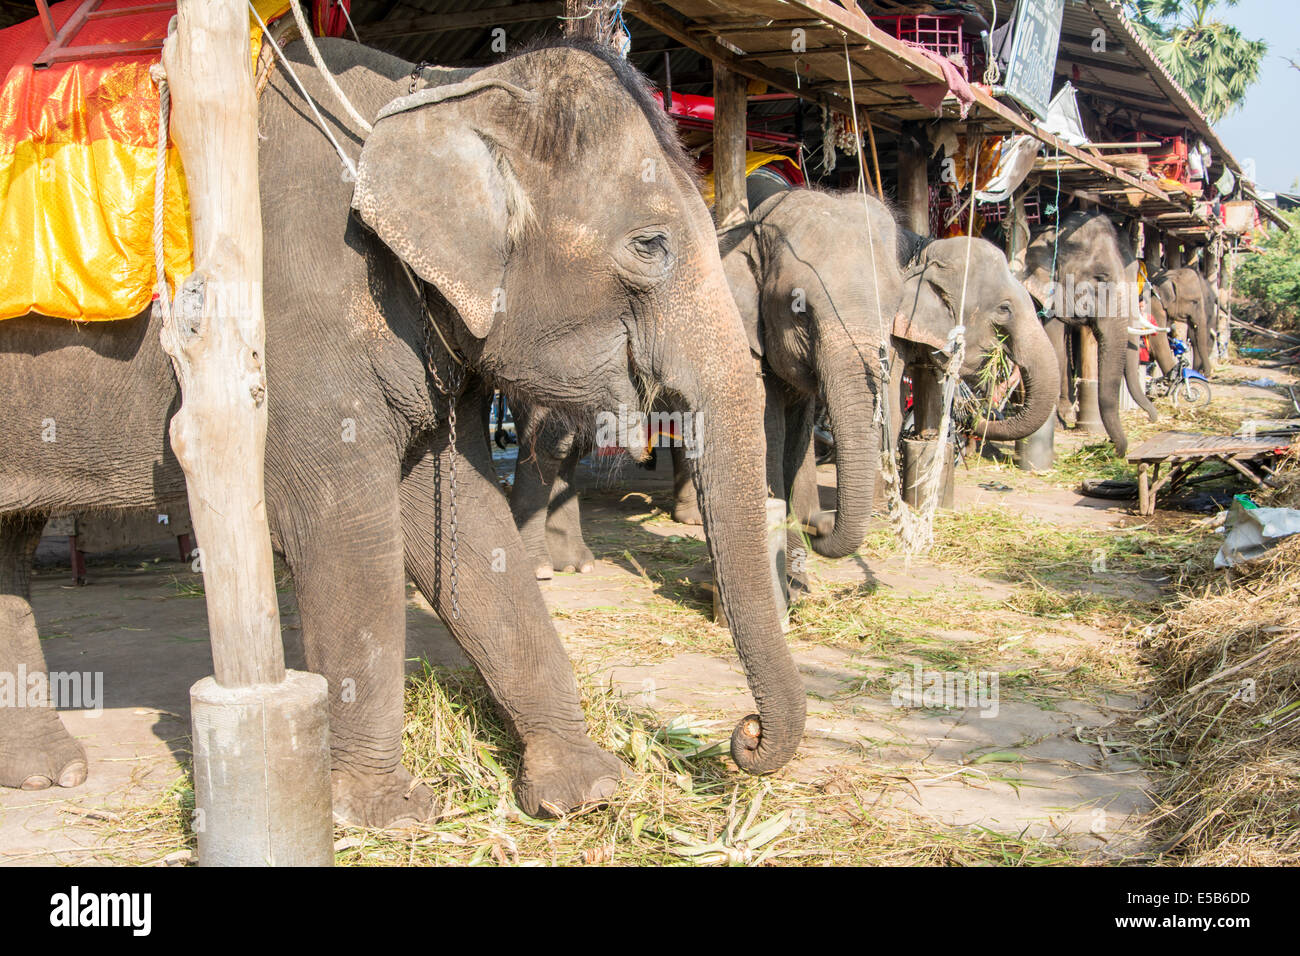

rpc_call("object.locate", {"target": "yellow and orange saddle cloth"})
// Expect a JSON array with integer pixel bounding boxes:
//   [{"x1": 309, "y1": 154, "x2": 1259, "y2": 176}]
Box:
[{"x1": 0, "y1": 0, "x2": 290, "y2": 322}]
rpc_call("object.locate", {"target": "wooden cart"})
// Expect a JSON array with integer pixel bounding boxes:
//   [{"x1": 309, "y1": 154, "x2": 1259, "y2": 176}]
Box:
[{"x1": 1127, "y1": 431, "x2": 1294, "y2": 516}]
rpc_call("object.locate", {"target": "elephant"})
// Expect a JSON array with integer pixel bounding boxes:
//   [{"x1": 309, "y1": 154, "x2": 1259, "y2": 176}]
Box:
[
  {"x1": 0, "y1": 38, "x2": 805, "y2": 825},
  {"x1": 510, "y1": 188, "x2": 1057, "y2": 582},
  {"x1": 1020, "y1": 210, "x2": 1159, "y2": 456},
  {"x1": 1146, "y1": 268, "x2": 1217, "y2": 377}
]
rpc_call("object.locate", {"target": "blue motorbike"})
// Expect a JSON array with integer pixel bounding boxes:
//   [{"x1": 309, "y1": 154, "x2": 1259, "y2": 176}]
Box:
[{"x1": 1145, "y1": 337, "x2": 1211, "y2": 409}]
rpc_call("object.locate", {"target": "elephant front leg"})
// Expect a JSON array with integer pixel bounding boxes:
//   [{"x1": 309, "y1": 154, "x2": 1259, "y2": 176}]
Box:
[
  {"x1": 402, "y1": 430, "x2": 622, "y2": 818},
  {"x1": 282, "y1": 489, "x2": 429, "y2": 828},
  {"x1": 669, "y1": 444, "x2": 702, "y2": 525},
  {"x1": 510, "y1": 444, "x2": 561, "y2": 579},
  {"x1": 1044, "y1": 317, "x2": 1076, "y2": 426},
  {"x1": 0, "y1": 515, "x2": 88, "y2": 791},
  {"x1": 545, "y1": 445, "x2": 595, "y2": 573},
  {"x1": 782, "y1": 399, "x2": 823, "y2": 595}
]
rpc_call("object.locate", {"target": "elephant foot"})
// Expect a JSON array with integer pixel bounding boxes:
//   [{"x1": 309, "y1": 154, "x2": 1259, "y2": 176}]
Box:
[
  {"x1": 331, "y1": 766, "x2": 433, "y2": 828},
  {"x1": 515, "y1": 733, "x2": 624, "y2": 818},
  {"x1": 787, "y1": 544, "x2": 812, "y2": 597},
  {"x1": 672, "y1": 498, "x2": 703, "y2": 526},
  {"x1": 547, "y1": 530, "x2": 595, "y2": 574},
  {"x1": 0, "y1": 713, "x2": 87, "y2": 791}
]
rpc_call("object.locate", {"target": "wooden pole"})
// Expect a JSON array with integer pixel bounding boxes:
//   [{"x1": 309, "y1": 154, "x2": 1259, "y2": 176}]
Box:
[
  {"x1": 1207, "y1": 233, "x2": 1226, "y2": 360},
  {"x1": 898, "y1": 122, "x2": 929, "y2": 235},
  {"x1": 1076, "y1": 326, "x2": 1104, "y2": 433},
  {"x1": 1144, "y1": 231, "x2": 1162, "y2": 277},
  {"x1": 712, "y1": 60, "x2": 749, "y2": 227},
  {"x1": 1007, "y1": 187, "x2": 1029, "y2": 273},
  {"x1": 162, "y1": 0, "x2": 331, "y2": 866}
]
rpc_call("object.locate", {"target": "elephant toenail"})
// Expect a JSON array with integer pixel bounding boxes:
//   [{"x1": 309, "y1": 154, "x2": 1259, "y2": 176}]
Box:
[
  {"x1": 20, "y1": 774, "x2": 53, "y2": 791},
  {"x1": 58, "y1": 761, "x2": 88, "y2": 788}
]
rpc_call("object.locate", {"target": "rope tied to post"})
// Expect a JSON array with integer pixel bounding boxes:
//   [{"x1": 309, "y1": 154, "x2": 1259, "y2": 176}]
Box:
[{"x1": 148, "y1": 62, "x2": 171, "y2": 325}]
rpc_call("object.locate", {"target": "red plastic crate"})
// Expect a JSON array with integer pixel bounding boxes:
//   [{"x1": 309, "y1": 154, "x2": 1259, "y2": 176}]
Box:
[
  {"x1": 979, "y1": 194, "x2": 1041, "y2": 226},
  {"x1": 871, "y1": 13, "x2": 984, "y2": 78}
]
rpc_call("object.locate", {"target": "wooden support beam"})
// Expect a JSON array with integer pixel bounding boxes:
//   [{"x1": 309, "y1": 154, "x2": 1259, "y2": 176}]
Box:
[
  {"x1": 897, "y1": 122, "x2": 928, "y2": 236},
  {"x1": 712, "y1": 59, "x2": 748, "y2": 226},
  {"x1": 162, "y1": 0, "x2": 331, "y2": 866},
  {"x1": 1076, "y1": 326, "x2": 1104, "y2": 434}
]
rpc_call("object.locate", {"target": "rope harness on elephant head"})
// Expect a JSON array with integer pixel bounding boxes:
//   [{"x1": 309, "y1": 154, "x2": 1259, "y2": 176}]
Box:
[{"x1": 148, "y1": 6, "x2": 470, "y2": 618}]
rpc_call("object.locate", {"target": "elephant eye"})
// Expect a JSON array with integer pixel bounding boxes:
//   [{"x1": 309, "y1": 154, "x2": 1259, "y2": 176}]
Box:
[{"x1": 630, "y1": 232, "x2": 670, "y2": 262}]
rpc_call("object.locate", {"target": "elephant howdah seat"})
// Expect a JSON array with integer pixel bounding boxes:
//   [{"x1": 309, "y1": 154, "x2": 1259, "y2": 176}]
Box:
[{"x1": 0, "y1": 0, "x2": 291, "y2": 323}]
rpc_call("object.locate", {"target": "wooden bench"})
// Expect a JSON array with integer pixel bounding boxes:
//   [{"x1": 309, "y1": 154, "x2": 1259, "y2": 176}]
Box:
[{"x1": 1127, "y1": 431, "x2": 1295, "y2": 516}]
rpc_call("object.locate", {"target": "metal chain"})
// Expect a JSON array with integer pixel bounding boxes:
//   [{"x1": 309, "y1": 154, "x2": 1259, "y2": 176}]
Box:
[
  {"x1": 409, "y1": 61, "x2": 428, "y2": 95},
  {"x1": 420, "y1": 291, "x2": 464, "y2": 620}
]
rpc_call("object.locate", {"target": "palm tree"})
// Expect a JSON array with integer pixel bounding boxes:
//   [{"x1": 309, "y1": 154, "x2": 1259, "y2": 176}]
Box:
[{"x1": 1125, "y1": 0, "x2": 1267, "y2": 122}]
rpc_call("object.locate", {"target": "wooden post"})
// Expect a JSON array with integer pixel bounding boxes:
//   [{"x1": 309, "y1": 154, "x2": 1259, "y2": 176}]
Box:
[
  {"x1": 1007, "y1": 187, "x2": 1029, "y2": 273},
  {"x1": 712, "y1": 60, "x2": 748, "y2": 227},
  {"x1": 1076, "y1": 326, "x2": 1104, "y2": 433},
  {"x1": 898, "y1": 122, "x2": 929, "y2": 236},
  {"x1": 1207, "y1": 233, "x2": 1226, "y2": 360},
  {"x1": 162, "y1": 0, "x2": 331, "y2": 866},
  {"x1": 1144, "y1": 231, "x2": 1162, "y2": 277},
  {"x1": 1167, "y1": 241, "x2": 1184, "y2": 269}
]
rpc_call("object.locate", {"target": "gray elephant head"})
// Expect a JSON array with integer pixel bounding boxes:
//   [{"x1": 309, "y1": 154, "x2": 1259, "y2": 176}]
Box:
[
  {"x1": 1151, "y1": 268, "x2": 1216, "y2": 377},
  {"x1": 721, "y1": 189, "x2": 900, "y2": 560},
  {"x1": 896, "y1": 235, "x2": 1057, "y2": 442},
  {"x1": 1021, "y1": 211, "x2": 1158, "y2": 456},
  {"x1": 352, "y1": 43, "x2": 803, "y2": 773}
]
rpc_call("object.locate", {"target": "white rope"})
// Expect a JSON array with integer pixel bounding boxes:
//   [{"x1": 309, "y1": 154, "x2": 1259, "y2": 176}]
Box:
[
  {"x1": 286, "y1": 0, "x2": 372, "y2": 133},
  {"x1": 148, "y1": 63, "x2": 171, "y2": 323},
  {"x1": 249, "y1": 0, "x2": 359, "y2": 179}
]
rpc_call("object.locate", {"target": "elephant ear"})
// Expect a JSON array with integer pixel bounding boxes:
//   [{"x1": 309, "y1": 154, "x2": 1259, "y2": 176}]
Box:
[
  {"x1": 351, "y1": 79, "x2": 538, "y2": 338},
  {"x1": 719, "y1": 228, "x2": 763, "y2": 357},
  {"x1": 896, "y1": 246, "x2": 962, "y2": 351},
  {"x1": 1019, "y1": 226, "x2": 1058, "y2": 306}
]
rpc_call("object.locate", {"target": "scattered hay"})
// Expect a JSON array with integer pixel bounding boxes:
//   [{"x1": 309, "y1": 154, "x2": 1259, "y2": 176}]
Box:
[{"x1": 1135, "y1": 471, "x2": 1300, "y2": 865}]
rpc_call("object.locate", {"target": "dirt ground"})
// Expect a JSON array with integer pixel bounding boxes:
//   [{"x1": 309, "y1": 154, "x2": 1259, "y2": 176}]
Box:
[{"x1": 2, "y1": 359, "x2": 1296, "y2": 865}]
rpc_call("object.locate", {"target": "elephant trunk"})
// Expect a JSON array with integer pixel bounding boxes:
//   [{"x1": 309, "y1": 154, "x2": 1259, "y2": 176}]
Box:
[
  {"x1": 677, "y1": 339, "x2": 806, "y2": 774},
  {"x1": 1193, "y1": 302, "x2": 1215, "y2": 377},
  {"x1": 1126, "y1": 335, "x2": 1159, "y2": 423},
  {"x1": 1095, "y1": 324, "x2": 1130, "y2": 457},
  {"x1": 1149, "y1": 330, "x2": 1176, "y2": 375},
  {"x1": 969, "y1": 320, "x2": 1057, "y2": 442},
  {"x1": 809, "y1": 328, "x2": 880, "y2": 559}
]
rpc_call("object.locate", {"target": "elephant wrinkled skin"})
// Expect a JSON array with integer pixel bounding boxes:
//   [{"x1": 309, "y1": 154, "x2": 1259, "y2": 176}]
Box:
[{"x1": 0, "y1": 40, "x2": 805, "y2": 824}]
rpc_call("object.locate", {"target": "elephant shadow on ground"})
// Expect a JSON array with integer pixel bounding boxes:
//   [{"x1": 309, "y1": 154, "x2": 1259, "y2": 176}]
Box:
[{"x1": 26, "y1": 537, "x2": 485, "y2": 785}]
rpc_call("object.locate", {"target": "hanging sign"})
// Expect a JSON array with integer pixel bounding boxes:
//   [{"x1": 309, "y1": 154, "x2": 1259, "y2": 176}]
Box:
[{"x1": 1003, "y1": 0, "x2": 1066, "y2": 120}]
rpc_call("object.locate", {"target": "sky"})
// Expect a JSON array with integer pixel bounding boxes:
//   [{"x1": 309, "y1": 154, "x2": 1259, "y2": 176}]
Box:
[{"x1": 1210, "y1": 0, "x2": 1300, "y2": 194}]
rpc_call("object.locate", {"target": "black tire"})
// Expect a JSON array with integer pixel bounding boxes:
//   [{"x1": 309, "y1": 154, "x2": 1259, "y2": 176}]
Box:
[
  {"x1": 1174, "y1": 379, "x2": 1211, "y2": 409},
  {"x1": 1080, "y1": 478, "x2": 1138, "y2": 500}
]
